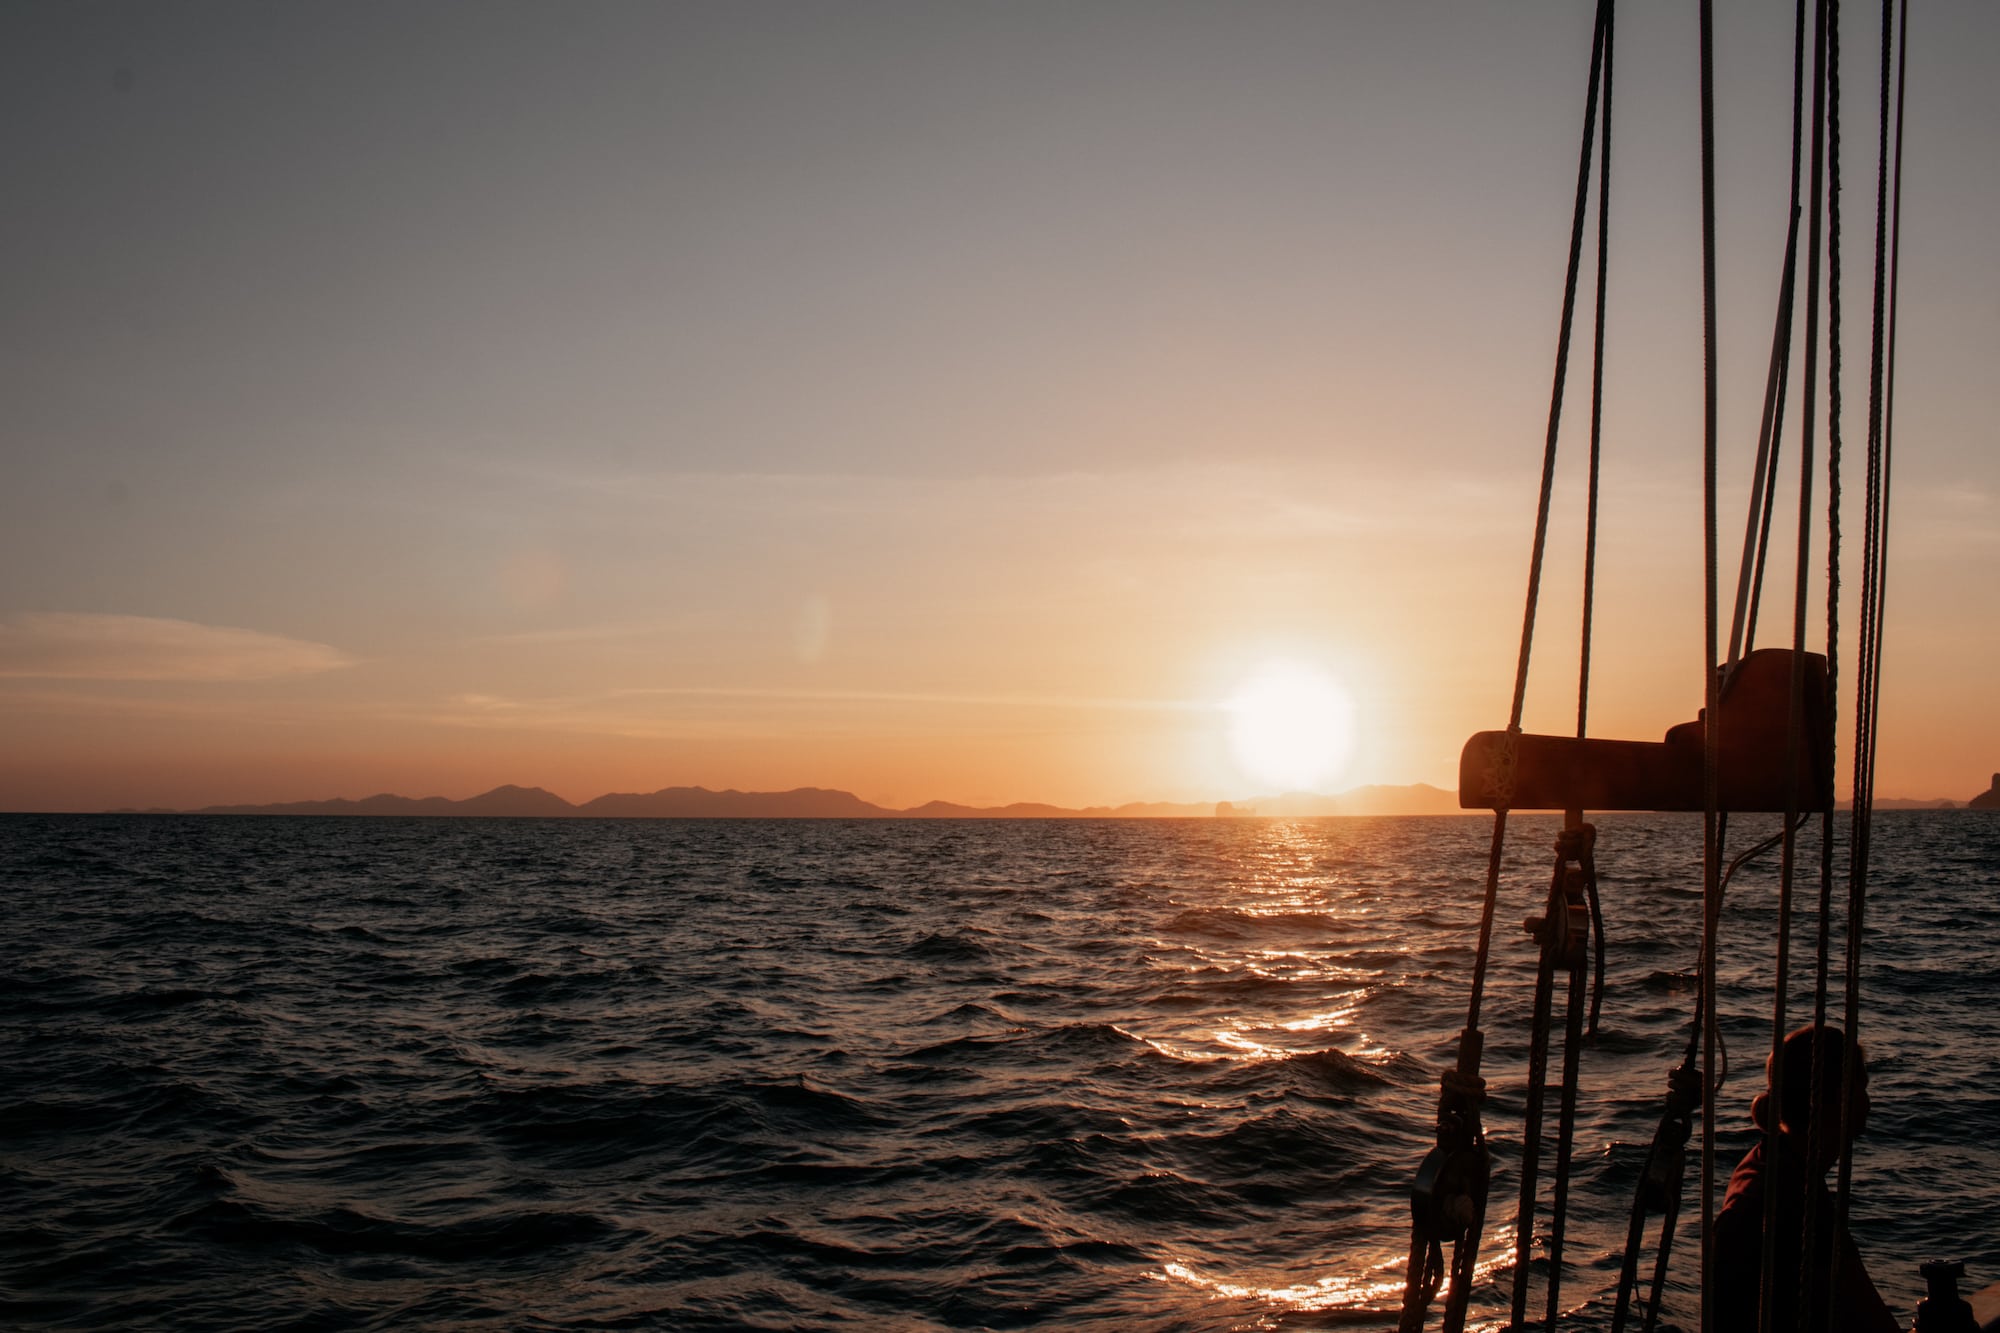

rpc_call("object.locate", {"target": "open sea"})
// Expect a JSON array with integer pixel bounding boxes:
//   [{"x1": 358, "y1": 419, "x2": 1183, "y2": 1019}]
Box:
[{"x1": 3, "y1": 812, "x2": 1996, "y2": 1331}]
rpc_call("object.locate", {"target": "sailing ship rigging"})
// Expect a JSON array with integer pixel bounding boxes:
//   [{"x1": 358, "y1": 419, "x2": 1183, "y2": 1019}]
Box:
[{"x1": 1390, "y1": 1, "x2": 1934, "y2": 1330}]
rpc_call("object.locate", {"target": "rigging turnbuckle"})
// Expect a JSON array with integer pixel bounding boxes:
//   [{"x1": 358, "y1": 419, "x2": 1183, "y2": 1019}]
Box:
[
  {"x1": 1511, "y1": 821, "x2": 1598, "y2": 1331},
  {"x1": 1399, "y1": 1035, "x2": 1491, "y2": 1333},
  {"x1": 1609, "y1": 1061, "x2": 1702, "y2": 1333}
]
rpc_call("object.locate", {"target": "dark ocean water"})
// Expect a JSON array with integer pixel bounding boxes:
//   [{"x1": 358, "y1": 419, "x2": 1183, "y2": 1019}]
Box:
[{"x1": 2, "y1": 812, "x2": 1995, "y2": 1331}]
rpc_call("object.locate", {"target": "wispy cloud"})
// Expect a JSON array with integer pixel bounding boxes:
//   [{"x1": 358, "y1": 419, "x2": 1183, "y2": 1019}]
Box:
[
  {"x1": 603, "y1": 684, "x2": 1207, "y2": 712},
  {"x1": 467, "y1": 619, "x2": 685, "y2": 647},
  {"x1": 0, "y1": 613, "x2": 354, "y2": 681},
  {"x1": 424, "y1": 684, "x2": 1208, "y2": 743}
]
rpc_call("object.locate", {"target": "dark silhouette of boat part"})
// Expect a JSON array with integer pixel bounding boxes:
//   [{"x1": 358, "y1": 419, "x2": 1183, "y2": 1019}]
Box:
[{"x1": 1390, "y1": 2, "x2": 1935, "y2": 1331}]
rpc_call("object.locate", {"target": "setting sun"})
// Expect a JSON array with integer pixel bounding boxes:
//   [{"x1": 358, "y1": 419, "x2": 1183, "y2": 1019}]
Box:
[{"x1": 1225, "y1": 661, "x2": 1356, "y2": 793}]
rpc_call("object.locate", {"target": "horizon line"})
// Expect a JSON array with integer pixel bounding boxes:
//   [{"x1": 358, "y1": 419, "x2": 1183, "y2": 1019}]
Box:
[{"x1": 2, "y1": 776, "x2": 1980, "y2": 818}]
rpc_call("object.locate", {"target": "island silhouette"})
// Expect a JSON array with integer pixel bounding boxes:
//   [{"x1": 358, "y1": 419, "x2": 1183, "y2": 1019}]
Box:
[
  {"x1": 94, "y1": 776, "x2": 1994, "y2": 818},
  {"x1": 107, "y1": 782, "x2": 1468, "y2": 819}
]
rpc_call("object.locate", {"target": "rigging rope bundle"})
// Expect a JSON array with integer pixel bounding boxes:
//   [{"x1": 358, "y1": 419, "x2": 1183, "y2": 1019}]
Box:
[
  {"x1": 1398, "y1": 5, "x2": 1616, "y2": 1330},
  {"x1": 1392, "y1": 0, "x2": 1912, "y2": 1328}
]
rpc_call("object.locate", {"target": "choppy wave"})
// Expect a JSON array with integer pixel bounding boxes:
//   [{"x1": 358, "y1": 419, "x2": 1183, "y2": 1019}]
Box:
[{"x1": 3, "y1": 812, "x2": 1996, "y2": 1330}]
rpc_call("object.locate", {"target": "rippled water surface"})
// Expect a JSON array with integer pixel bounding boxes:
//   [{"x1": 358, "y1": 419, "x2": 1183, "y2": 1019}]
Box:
[{"x1": 4, "y1": 813, "x2": 1996, "y2": 1330}]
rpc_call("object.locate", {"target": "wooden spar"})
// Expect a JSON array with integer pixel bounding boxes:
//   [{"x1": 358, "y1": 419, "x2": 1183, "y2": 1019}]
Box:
[{"x1": 1458, "y1": 648, "x2": 1832, "y2": 814}]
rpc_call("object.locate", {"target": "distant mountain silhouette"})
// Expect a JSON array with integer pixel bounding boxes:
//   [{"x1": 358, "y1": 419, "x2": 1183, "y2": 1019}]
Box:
[
  {"x1": 1837, "y1": 796, "x2": 1963, "y2": 810},
  {"x1": 113, "y1": 781, "x2": 1466, "y2": 818},
  {"x1": 578, "y1": 786, "x2": 887, "y2": 818},
  {"x1": 899, "y1": 798, "x2": 1221, "y2": 818},
  {"x1": 107, "y1": 778, "x2": 1984, "y2": 818},
  {"x1": 189, "y1": 784, "x2": 576, "y2": 818}
]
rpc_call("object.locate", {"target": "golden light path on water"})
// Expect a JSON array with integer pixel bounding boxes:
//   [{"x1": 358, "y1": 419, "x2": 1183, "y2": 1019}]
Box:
[
  {"x1": 1152, "y1": 1257, "x2": 1411, "y2": 1320},
  {"x1": 1128, "y1": 817, "x2": 1449, "y2": 1323},
  {"x1": 1127, "y1": 819, "x2": 1649, "y2": 1330},
  {"x1": 1153, "y1": 1241, "x2": 1523, "y2": 1326}
]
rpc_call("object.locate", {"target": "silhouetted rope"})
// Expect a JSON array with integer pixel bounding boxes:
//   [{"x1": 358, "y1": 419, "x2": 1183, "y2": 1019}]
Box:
[
  {"x1": 1731, "y1": 210, "x2": 1801, "y2": 669},
  {"x1": 1580, "y1": 0, "x2": 1615, "y2": 1039},
  {"x1": 1835, "y1": 0, "x2": 1907, "y2": 1273},
  {"x1": 1696, "y1": 1, "x2": 1723, "y2": 1328},
  {"x1": 1406, "y1": 13, "x2": 1615, "y2": 1333},
  {"x1": 1739, "y1": 0, "x2": 1815, "y2": 661},
  {"x1": 1801, "y1": 0, "x2": 1848, "y2": 1318},
  {"x1": 1813, "y1": 0, "x2": 1848, "y2": 1034},
  {"x1": 1579, "y1": 1, "x2": 1613, "y2": 744},
  {"x1": 1759, "y1": 0, "x2": 1832, "y2": 1321},
  {"x1": 1506, "y1": 1, "x2": 1610, "y2": 741},
  {"x1": 1466, "y1": 0, "x2": 1610, "y2": 1042}
]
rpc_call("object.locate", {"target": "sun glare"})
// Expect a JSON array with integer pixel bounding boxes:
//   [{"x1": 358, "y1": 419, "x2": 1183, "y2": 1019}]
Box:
[{"x1": 1226, "y1": 661, "x2": 1355, "y2": 793}]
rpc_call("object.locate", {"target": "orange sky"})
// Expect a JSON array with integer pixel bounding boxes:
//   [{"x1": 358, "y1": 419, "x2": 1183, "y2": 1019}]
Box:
[{"x1": 2, "y1": 3, "x2": 1994, "y2": 812}]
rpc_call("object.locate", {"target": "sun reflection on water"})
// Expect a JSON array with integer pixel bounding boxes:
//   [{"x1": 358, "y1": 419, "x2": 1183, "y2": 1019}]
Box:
[
  {"x1": 1129, "y1": 821, "x2": 1463, "y2": 1325},
  {"x1": 1154, "y1": 1255, "x2": 1409, "y2": 1316},
  {"x1": 1279, "y1": 1000, "x2": 1361, "y2": 1032},
  {"x1": 1152, "y1": 1224, "x2": 1521, "y2": 1326}
]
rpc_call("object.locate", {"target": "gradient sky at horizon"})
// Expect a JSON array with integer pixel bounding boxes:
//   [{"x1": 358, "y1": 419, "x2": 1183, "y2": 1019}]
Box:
[{"x1": 3, "y1": 1, "x2": 1995, "y2": 812}]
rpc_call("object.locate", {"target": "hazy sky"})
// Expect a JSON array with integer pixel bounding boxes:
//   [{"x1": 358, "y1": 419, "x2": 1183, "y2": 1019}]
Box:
[{"x1": 3, "y1": 1, "x2": 1995, "y2": 811}]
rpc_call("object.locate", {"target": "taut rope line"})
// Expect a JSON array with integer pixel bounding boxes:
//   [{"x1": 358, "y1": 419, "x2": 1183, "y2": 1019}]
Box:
[
  {"x1": 1834, "y1": 0, "x2": 1908, "y2": 1287},
  {"x1": 1696, "y1": 1, "x2": 1723, "y2": 1330},
  {"x1": 1802, "y1": 0, "x2": 1849, "y2": 1316},
  {"x1": 1397, "y1": 8, "x2": 1615, "y2": 1331},
  {"x1": 1757, "y1": 0, "x2": 1833, "y2": 1324}
]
